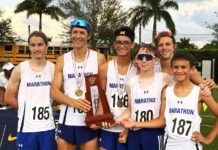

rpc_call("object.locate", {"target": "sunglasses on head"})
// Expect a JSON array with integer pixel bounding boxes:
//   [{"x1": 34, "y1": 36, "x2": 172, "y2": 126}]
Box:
[
  {"x1": 70, "y1": 19, "x2": 91, "y2": 32},
  {"x1": 137, "y1": 54, "x2": 155, "y2": 61},
  {"x1": 155, "y1": 31, "x2": 172, "y2": 39}
]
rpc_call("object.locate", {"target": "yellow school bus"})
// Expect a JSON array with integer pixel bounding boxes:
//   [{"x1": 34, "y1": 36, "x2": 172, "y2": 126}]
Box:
[{"x1": 0, "y1": 42, "x2": 116, "y2": 65}]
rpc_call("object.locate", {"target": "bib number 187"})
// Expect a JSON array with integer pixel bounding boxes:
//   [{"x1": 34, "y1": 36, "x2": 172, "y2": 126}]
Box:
[{"x1": 172, "y1": 118, "x2": 192, "y2": 136}]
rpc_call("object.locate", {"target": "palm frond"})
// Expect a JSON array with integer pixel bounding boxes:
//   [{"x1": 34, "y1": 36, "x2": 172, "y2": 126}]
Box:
[{"x1": 160, "y1": 10, "x2": 176, "y2": 35}]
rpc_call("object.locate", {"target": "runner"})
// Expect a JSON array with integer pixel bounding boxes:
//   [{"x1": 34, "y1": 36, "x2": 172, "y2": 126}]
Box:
[
  {"x1": 98, "y1": 26, "x2": 137, "y2": 150},
  {"x1": 5, "y1": 31, "x2": 56, "y2": 150},
  {"x1": 116, "y1": 46, "x2": 172, "y2": 150},
  {"x1": 50, "y1": 18, "x2": 106, "y2": 150}
]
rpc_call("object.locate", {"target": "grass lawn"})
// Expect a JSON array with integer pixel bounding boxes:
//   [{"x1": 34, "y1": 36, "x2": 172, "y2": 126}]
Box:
[{"x1": 200, "y1": 87, "x2": 218, "y2": 150}]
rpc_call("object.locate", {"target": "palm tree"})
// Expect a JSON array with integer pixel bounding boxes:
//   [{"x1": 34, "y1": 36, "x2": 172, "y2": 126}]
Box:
[
  {"x1": 15, "y1": 0, "x2": 65, "y2": 31},
  {"x1": 177, "y1": 37, "x2": 197, "y2": 49},
  {"x1": 129, "y1": 0, "x2": 178, "y2": 44}
]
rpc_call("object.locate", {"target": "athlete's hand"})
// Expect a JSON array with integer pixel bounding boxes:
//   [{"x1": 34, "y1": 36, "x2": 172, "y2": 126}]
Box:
[
  {"x1": 201, "y1": 79, "x2": 216, "y2": 89},
  {"x1": 199, "y1": 83, "x2": 211, "y2": 97},
  {"x1": 71, "y1": 98, "x2": 91, "y2": 112},
  {"x1": 192, "y1": 131, "x2": 212, "y2": 145},
  {"x1": 115, "y1": 116, "x2": 129, "y2": 124},
  {"x1": 90, "y1": 124, "x2": 100, "y2": 130},
  {"x1": 120, "y1": 119, "x2": 135, "y2": 128},
  {"x1": 101, "y1": 121, "x2": 115, "y2": 128},
  {"x1": 118, "y1": 130, "x2": 128, "y2": 143}
]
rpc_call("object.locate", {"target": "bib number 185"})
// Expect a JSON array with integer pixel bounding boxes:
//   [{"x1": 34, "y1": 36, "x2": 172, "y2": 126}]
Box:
[{"x1": 32, "y1": 106, "x2": 50, "y2": 120}]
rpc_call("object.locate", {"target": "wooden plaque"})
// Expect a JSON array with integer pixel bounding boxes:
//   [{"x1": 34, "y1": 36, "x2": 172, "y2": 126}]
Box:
[{"x1": 85, "y1": 74, "x2": 114, "y2": 127}]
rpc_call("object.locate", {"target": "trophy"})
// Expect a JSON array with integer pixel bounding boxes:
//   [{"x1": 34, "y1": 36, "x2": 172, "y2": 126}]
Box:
[{"x1": 85, "y1": 74, "x2": 114, "y2": 127}]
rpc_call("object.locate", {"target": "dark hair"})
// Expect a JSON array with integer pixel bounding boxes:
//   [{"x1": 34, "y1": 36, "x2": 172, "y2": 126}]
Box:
[
  {"x1": 114, "y1": 26, "x2": 135, "y2": 42},
  {"x1": 140, "y1": 44, "x2": 158, "y2": 56},
  {"x1": 155, "y1": 31, "x2": 176, "y2": 46},
  {"x1": 28, "y1": 31, "x2": 48, "y2": 45},
  {"x1": 171, "y1": 51, "x2": 195, "y2": 67}
]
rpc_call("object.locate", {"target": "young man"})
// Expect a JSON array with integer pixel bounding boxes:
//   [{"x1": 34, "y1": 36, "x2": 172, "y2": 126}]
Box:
[
  {"x1": 98, "y1": 26, "x2": 137, "y2": 150},
  {"x1": 121, "y1": 51, "x2": 218, "y2": 150},
  {"x1": 155, "y1": 31, "x2": 215, "y2": 91},
  {"x1": 0, "y1": 61, "x2": 14, "y2": 107},
  {"x1": 4, "y1": 31, "x2": 56, "y2": 150},
  {"x1": 116, "y1": 46, "x2": 172, "y2": 150},
  {"x1": 50, "y1": 18, "x2": 106, "y2": 150}
]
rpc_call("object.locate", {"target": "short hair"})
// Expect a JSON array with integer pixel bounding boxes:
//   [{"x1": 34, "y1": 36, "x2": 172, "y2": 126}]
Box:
[
  {"x1": 140, "y1": 44, "x2": 157, "y2": 56},
  {"x1": 155, "y1": 31, "x2": 176, "y2": 46},
  {"x1": 28, "y1": 31, "x2": 48, "y2": 45},
  {"x1": 114, "y1": 26, "x2": 135, "y2": 42},
  {"x1": 171, "y1": 51, "x2": 195, "y2": 67}
]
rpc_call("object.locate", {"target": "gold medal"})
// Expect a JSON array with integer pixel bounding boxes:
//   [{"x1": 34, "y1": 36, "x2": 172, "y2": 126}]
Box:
[{"x1": 75, "y1": 89, "x2": 83, "y2": 97}]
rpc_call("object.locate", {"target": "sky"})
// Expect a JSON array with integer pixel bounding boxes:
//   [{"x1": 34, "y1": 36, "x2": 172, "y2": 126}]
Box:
[{"x1": 1, "y1": 0, "x2": 218, "y2": 48}]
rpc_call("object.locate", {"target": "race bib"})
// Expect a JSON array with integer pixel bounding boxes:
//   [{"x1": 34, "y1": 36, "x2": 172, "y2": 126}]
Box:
[
  {"x1": 72, "y1": 107, "x2": 85, "y2": 116},
  {"x1": 30, "y1": 105, "x2": 52, "y2": 121},
  {"x1": 169, "y1": 116, "x2": 193, "y2": 138},
  {"x1": 110, "y1": 92, "x2": 128, "y2": 110},
  {"x1": 134, "y1": 109, "x2": 154, "y2": 122}
]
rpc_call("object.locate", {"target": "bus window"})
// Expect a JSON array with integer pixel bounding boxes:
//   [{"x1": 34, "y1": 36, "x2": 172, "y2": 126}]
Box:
[
  {"x1": 4, "y1": 45, "x2": 12, "y2": 51},
  {"x1": 18, "y1": 46, "x2": 25, "y2": 53},
  {"x1": 54, "y1": 47, "x2": 60, "y2": 54},
  {"x1": 26, "y1": 47, "x2": 30, "y2": 54},
  {"x1": 62, "y1": 47, "x2": 68, "y2": 54},
  {"x1": 47, "y1": 47, "x2": 53, "y2": 54},
  {"x1": 68, "y1": 47, "x2": 73, "y2": 51}
]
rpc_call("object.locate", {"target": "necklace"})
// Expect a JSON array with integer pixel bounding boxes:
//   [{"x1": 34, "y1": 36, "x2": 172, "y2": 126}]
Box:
[
  {"x1": 114, "y1": 59, "x2": 133, "y2": 107},
  {"x1": 72, "y1": 49, "x2": 90, "y2": 97}
]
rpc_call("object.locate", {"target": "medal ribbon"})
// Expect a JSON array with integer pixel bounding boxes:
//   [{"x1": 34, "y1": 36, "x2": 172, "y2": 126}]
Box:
[
  {"x1": 72, "y1": 49, "x2": 90, "y2": 90},
  {"x1": 114, "y1": 59, "x2": 133, "y2": 98}
]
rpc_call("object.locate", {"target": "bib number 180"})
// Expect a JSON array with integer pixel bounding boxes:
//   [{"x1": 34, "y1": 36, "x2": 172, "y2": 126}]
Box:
[{"x1": 32, "y1": 106, "x2": 50, "y2": 120}]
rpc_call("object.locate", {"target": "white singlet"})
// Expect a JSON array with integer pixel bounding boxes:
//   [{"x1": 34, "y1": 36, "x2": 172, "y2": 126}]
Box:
[
  {"x1": 130, "y1": 72, "x2": 163, "y2": 130},
  {"x1": 103, "y1": 60, "x2": 137, "y2": 132},
  {"x1": 58, "y1": 50, "x2": 98, "y2": 126},
  {"x1": 17, "y1": 61, "x2": 55, "y2": 132},
  {"x1": 164, "y1": 84, "x2": 202, "y2": 150}
]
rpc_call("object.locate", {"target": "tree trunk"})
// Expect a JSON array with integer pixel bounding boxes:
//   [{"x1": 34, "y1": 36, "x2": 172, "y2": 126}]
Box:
[
  {"x1": 39, "y1": 14, "x2": 42, "y2": 31},
  {"x1": 139, "y1": 23, "x2": 141, "y2": 45},
  {"x1": 152, "y1": 15, "x2": 157, "y2": 44}
]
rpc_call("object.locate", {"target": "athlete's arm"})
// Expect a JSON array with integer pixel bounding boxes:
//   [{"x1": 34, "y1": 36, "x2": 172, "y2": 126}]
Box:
[
  {"x1": 97, "y1": 52, "x2": 106, "y2": 68},
  {"x1": 192, "y1": 119, "x2": 218, "y2": 145},
  {"x1": 50, "y1": 55, "x2": 90, "y2": 112},
  {"x1": 0, "y1": 86, "x2": 5, "y2": 106},
  {"x1": 99, "y1": 62, "x2": 108, "y2": 91},
  {"x1": 4, "y1": 65, "x2": 21, "y2": 108},
  {"x1": 192, "y1": 93, "x2": 218, "y2": 144},
  {"x1": 200, "y1": 93, "x2": 218, "y2": 117}
]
